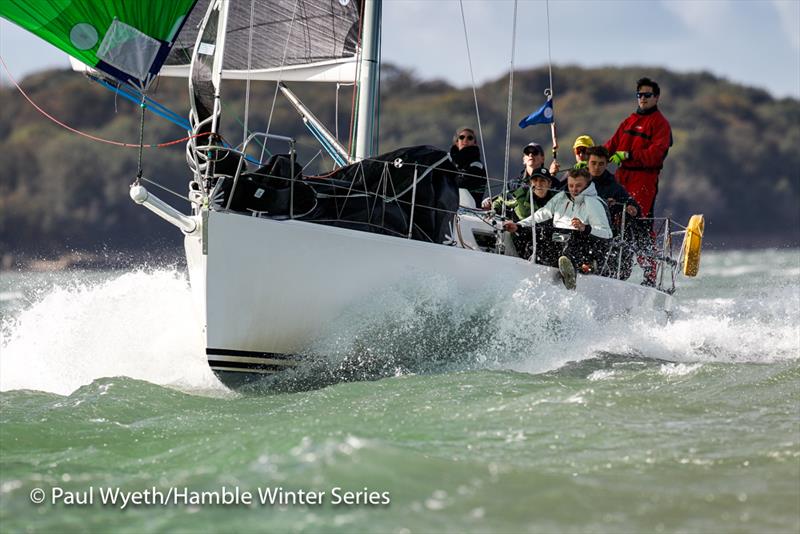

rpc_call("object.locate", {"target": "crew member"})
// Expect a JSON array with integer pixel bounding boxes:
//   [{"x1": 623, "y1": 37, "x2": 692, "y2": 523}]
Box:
[
  {"x1": 449, "y1": 127, "x2": 487, "y2": 206},
  {"x1": 504, "y1": 168, "x2": 611, "y2": 288},
  {"x1": 604, "y1": 77, "x2": 672, "y2": 219},
  {"x1": 604, "y1": 77, "x2": 672, "y2": 285}
]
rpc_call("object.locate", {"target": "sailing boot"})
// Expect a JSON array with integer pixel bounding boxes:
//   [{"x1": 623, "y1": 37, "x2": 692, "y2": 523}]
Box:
[{"x1": 558, "y1": 255, "x2": 577, "y2": 290}]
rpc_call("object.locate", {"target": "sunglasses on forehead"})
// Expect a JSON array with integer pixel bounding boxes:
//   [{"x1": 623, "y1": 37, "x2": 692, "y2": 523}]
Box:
[
  {"x1": 636, "y1": 92, "x2": 655, "y2": 99},
  {"x1": 458, "y1": 134, "x2": 475, "y2": 141}
]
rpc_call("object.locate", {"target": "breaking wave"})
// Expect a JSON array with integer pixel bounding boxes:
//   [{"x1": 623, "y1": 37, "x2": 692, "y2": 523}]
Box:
[
  {"x1": 0, "y1": 269, "x2": 223, "y2": 396},
  {"x1": 1, "y1": 252, "x2": 797, "y2": 395}
]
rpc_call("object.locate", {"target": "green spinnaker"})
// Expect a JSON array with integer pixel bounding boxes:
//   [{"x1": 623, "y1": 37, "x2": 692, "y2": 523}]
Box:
[{"x1": 0, "y1": 0, "x2": 198, "y2": 85}]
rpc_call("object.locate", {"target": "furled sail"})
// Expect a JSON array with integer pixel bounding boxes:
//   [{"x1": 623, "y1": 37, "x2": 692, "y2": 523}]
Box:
[
  {"x1": 162, "y1": 0, "x2": 362, "y2": 83},
  {"x1": 0, "y1": 0, "x2": 199, "y2": 88}
]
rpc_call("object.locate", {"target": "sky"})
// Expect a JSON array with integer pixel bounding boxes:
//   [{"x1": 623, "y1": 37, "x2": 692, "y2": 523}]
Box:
[{"x1": 0, "y1": 0, "x2": 798, "y2": 99}]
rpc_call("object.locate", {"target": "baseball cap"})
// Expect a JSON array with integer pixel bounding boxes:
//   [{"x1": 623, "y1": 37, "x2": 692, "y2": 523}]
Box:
[
  {"x1": 572, "y1": 135, "x2": 595, "y2": 149},
  {"x1": 529, "y1": 167, "x2": 552, "y2": 181},
  {"x1": 523, "y1": 142, "x2": 543, "y2": 156}
]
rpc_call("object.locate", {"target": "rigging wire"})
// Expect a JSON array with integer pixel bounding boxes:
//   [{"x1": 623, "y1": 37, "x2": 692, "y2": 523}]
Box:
[
  {"x1": 335, "y1": 82, "x2": 355, "y2": 164},
  {"x1": 544, "y1": 0, "x2": 559, "y2": 159},
  {"x1": 135, "y1": 91, "x2": 147, "y2": 184},
  {"x1": 545, "y1": 0, "x2": 555, "y2": 108},
  {"x1": 374, "y1": 6, "x2": 383, "y2": 156},
  {"x1": 242, "y1": 0, "x2": 256, "y2": 145},
  {"x1": 500, "y1": 0, "x2": 519, "y2": 224},
  {"x1": 262, "y1": 0, "x2": 300, "y2": 163},
  {"x1": 0, "y1": 54, "x2": 209, "y2": 149},
  {"x1": 458, "y1": 0, "x2": 491, "y2": 188},
  {"x1": 91, "y1": 76, "x2": 191, "y2": 130},
  {"x1": 140, "y1": 176, "x2": 191, "y2": 202},
  {"x1": 336, "y1": 83, "x2": 342, "y2": 141},
  {"x1": 347, "y1": 0, "x2": 367, "y2": 159}
]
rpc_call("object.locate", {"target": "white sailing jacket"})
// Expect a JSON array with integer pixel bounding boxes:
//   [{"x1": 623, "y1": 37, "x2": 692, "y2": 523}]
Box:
[{"x1": 518, "y1": 182, "x2": 612, "y2": 239}]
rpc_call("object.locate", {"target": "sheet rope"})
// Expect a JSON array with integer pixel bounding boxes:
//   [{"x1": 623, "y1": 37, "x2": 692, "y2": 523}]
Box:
[{"x1": 0, "y1": 54, "x2": 210, "y2": 149}]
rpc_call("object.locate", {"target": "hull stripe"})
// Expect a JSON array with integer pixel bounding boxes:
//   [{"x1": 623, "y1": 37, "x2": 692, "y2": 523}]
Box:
[
  {"x1": 208, "y1": 360, "x2": 287, "y2": 372},
  {"x1": 209, "y1": 365, "x2": 278, "y2": 375},
  {"x1": 208, "y1": 354, "x2": 298, "y2": 366},
  {"x1": 206, "y1": 348, "x2": 297, "y2": 361}
]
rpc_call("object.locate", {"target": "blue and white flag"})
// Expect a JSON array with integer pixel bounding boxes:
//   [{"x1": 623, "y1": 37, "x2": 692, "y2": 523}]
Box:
[{"x1": 518, "y1": 98, "x2": 554, "y2": 128}]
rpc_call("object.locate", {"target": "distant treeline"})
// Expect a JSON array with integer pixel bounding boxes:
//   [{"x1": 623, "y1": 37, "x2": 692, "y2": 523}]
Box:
[{"x1": 1, "y1": 64, "x2": 798, "y2": 262}]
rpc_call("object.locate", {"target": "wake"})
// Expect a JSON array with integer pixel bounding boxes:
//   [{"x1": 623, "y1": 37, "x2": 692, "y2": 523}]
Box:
[{"x1": 1, "y1": 267, "x2": 797, "y2": 395}]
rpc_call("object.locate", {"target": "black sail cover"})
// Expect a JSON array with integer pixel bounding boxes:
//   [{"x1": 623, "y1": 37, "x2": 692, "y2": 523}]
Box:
[{"x1": 223, "y1": 146, "x2": 461, "y2": 244}]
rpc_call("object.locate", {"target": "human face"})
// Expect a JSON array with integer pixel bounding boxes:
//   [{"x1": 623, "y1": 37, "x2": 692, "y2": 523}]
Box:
[
  {"x1": 531, "y1": 176, "x2": 551, "y2": 198},
  {"x1": 455, "y1": 130, "x2": 476, "y2": 150},
  {"x1": 567, "y1": 175, "x2": 589, "y2": 197},
  {"x1": 587, "y1": 155, "x2": 607, "y2": 178},
  {"x1": 523, "y1": 151, "x2": 544, "y2": 169},
  {"x1": 636, "y1": 85, "x2": 659, "y2": 111},
  {"x1": 574, "y1": 146, "x2": 588, "y2": 162}
]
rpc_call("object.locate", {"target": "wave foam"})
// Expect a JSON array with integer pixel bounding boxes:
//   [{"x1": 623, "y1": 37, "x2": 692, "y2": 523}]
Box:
[
  {"x1": 1, "y1": 260, "x2": 797, "y2": 394},
  {"x1": 1, "y1": 269, "x2": 222, "y2": 395}
]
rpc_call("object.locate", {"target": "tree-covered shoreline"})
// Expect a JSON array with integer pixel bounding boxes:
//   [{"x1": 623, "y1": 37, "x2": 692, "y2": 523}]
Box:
[{"x1": 1, "y1": 65, "x2": 798, "y2": 270}]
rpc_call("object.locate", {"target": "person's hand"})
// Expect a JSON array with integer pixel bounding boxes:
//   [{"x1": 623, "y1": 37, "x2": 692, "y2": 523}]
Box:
[
  {"x1": 625, "y1": 204, "x2": 638, "y2": 217},
  {"x1": 503, "y1": 221, "x2": 518, "y2": 233},
  {"x1": 481, "y1": 198, "x2": 492, "y2": 209},
  {"x1": 607, "y1": 198, "x2": 617, "y2": 206},
  {"x1": 549, "y1": 160, "x2": 560, "y2": 174},
  {"x1": 574, "y1": 160, "x2": 588, "y2": 169},
  {"x1": 571, "y1": 217, "x2": 586, "y2": 231},
  {"x1": 609, "y1": 151, "x2": 629, "y2": 165}
]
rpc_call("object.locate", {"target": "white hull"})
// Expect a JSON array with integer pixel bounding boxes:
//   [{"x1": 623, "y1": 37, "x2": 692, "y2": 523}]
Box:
[{"x1": 184, "y1": 209, "x2": 671, "y2": 386}]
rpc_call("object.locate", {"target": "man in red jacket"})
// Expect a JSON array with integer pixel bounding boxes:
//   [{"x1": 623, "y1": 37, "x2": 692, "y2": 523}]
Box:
[
  {"x1": 604, "y1": 77, "x2": 672, "y2": 218},
  {"x1": 605, "y1": 77, "x2": 672, "y2": 285}
]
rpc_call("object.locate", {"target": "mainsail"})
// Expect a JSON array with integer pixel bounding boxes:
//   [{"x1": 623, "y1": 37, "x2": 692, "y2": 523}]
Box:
[
  {"x1": 163, "y1": 0, "x2": 362, "y2": 83},
  {"x1": 0, "y1": 0, "x2": 199, "y2": 87}
]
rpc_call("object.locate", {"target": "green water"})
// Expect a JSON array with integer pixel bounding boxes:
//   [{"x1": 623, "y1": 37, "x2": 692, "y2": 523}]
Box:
[{"x1": 1, "y1": 250, "x2": 799, "y2": 532}]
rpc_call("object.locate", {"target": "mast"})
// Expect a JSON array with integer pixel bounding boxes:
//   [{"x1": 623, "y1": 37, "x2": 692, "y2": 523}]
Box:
[{"x1": 354, "y1": 0, "x2": 382, "y2": 161}]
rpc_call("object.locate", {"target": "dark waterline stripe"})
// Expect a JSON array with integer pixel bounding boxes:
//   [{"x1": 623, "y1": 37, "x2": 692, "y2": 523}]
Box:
[
  {"x1": 208, "y1": 354, "x2": 297, "y2": 366},
  {"x1": 209, "y1": 365, "x2": 278, "y2": 375},
  {"x1": 206, "y1": 347, "x2": 297, "y2": 361},
  {"x1": 208, "y1": 359, "x2": 288, "y2": 372}
]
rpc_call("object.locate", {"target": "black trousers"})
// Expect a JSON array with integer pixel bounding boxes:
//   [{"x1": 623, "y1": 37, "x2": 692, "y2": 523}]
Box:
[
  {"x1": 513, "y1": 222, "x2": 559, "y2": 267},
  {"x1": 538, "y1": 229, "x2": 609, "y2": 269}
]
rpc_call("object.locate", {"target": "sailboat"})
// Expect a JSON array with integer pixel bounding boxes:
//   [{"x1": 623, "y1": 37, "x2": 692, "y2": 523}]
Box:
[{"x1": 1, "y1": 0, "x2": 703, "y2": 389}]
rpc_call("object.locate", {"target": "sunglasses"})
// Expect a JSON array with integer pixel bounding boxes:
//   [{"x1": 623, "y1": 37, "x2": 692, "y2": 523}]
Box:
[
  {"x1": 458, "y1": 134, "x2": 475, "y2": 141},
  {"x1": 636, "y1": 92, "x2": 655, "y2": 99}
]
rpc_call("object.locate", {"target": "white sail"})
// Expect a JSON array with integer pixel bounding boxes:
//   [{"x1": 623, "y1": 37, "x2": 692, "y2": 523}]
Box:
[
  {"x1": 160, "y1": 58, "x2": 356, "y2": 82},
  {"x1": 162, "y1": 0, "x2": 361, "y2": 83}
]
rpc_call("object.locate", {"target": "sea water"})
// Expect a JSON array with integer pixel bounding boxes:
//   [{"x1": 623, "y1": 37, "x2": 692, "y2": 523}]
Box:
[{"x1": 0, "y1": 249, "x2": 798, "y2": 533}]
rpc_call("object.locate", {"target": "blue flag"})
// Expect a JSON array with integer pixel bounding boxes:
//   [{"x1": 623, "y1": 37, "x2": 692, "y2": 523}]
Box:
[{"x1": 519, "y1": 98, "x2": 554, "y2": 128}]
